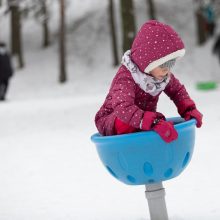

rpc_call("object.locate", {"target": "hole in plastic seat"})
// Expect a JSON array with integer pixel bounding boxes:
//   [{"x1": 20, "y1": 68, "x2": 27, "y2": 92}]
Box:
[
  {"x1": 164, "y1": 168, "x2": 173, "y2": 178},
  {"x1": 148, "y1": 179, "x2": 155, "y2": 183},
  {"x1": 117, "y1": 153, "x2": 128, "y2": 171},
  {"x1": 106, "y1": 166, "x2": 118, "y2": 179},
  {"x1": 143, "y1": 162, "x2": 153, "y2": 176},
  {"x1": 127, "y1": 175, "x2": 136, "y2": 183},
  {"x1": 182, "y1": 152, "x2": 190, "y2": 168}
]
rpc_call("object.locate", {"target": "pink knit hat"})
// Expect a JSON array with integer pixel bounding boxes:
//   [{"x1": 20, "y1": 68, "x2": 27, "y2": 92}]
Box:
[{"x1": 131, "y1": 20, "x2": 185, "y2": 73}]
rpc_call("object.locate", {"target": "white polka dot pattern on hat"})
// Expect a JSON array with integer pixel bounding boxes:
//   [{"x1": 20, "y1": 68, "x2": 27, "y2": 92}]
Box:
[{"x1": 131, "y1": 20, "x2": 185, "y2": 73}]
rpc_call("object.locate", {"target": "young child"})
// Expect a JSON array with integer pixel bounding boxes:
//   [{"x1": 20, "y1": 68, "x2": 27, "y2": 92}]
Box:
[{"x1": 95, "y1": 20, "x2": 203, "y2": 143}]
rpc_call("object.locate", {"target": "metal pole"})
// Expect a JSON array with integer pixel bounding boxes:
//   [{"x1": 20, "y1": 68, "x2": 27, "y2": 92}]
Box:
[{"x1": 145, "y1": 182, "x2": 169, "y2": 220}]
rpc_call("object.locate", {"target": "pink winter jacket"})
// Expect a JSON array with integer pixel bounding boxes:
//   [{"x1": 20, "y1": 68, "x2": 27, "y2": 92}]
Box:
[
  {"x1": 95, "y1": 20, "x2": 194, "y2": 136},
  {"x1": 95, "y1": 65, "x2": 191, "y2": 136}
]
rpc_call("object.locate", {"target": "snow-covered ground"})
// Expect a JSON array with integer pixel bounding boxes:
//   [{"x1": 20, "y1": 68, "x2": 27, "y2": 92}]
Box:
[{"x1": 1, "y1": 0, "x2": 220, "y2": 219}]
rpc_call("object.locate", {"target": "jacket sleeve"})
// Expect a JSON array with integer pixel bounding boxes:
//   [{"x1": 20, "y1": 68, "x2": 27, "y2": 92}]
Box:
[
  {"x1": 8, "y1": 53, "x2": 14, "y2": 76},
  {"x1": 164, "y1": 74, "x2": 196, "y2": 116},
  {"x1": 111, "y1": 74, "x2": 144, "y2": 129}
]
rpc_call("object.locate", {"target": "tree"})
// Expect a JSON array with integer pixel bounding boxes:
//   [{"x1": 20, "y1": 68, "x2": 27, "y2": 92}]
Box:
[
  {"x1": 8, "y1": 0, "x2": 24, "y2": 68},
  {"x1": 147, "y1": 0, "x2": 156, "y2": 20},
  {"x1": 59, "y1": 0, "x2": 67, "y2": 83},
  {"x1": 17, "y1": 0, "x2": 52, "y2": 48},
  {"x1": 108, "y1": 0, "x2": 119, "y2": 66},
  {"x1": 194, "y1": 0, "x2": 208, "y2": 45},
  {"x1": 33, "y1": 0, "x2": 50, "y2": 48},
  {"x1": 41, "y1": 0, "x2": 50, "y2": 47},
  {"x1": 120, "y1": 0, "x2": 136, "y2": 53}
]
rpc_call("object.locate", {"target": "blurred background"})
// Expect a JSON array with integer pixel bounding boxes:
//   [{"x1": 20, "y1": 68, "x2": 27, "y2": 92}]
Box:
[
  {"x1": 0, "y1": 0, "x2": 220, "y2": 220},
  {"x1": 0, "y1": 0, "x2": 220, "y2": 98}
]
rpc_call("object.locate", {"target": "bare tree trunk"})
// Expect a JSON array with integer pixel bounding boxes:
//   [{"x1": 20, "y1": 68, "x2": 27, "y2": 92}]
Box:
[
  {"x1": 195, "y1": 7, "x2": 207, "y2": 45},
  {"x1": 108, "y1": 0, "x2": 119, "y2": 66},
  {"x1": 59, "y1": 0, "x2": 67, "y2": 83},
  {"x1": 10, "y1": 4, "x2": 18, "y2": 55},
  {"x1": 120, "y1": 0, "x2": 136, "y2": 53},
  {"x1": 9, "y1": 1, "x2": 24, "y2": 68},
  {"x1": 41, "y1": 0, "x2": 50, "y2": 48},
  {"x1": 147, "y1": 0, "x2": 156, "y2": 19}
]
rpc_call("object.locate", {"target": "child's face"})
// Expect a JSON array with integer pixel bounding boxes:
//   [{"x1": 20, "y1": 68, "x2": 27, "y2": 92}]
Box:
[{"x1": 149, "y1": 67, "x2": 170, "y2": 80}]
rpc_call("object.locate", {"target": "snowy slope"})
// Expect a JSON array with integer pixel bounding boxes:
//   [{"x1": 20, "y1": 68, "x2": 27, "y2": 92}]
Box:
[{"x1": 1, "y1": 0, "x2": 220, "y2": 219}]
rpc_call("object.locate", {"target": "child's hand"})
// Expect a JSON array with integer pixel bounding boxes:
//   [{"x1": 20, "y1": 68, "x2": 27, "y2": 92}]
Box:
[
  {"x1": 184, "y1": 108, "x2": 203, "y2": 128},
  {"x1": 153, "y1": 120, "x2": 178, "y2": 143},
  {"x1": 141, "y1": 111, "x2": 165, "y2": 130}
]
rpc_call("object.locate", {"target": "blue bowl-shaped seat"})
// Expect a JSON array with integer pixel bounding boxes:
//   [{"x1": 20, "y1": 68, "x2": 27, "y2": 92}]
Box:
[{"x1": 91, "y1": 117, "x2": 196, "y2": 185}]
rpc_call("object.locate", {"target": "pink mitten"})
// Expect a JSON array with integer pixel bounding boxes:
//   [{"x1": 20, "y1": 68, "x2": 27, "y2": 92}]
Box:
[
  {"x1": 184, "y1": 108, "x2": 203, "y2": 128},
  {"x1": 153, "y1": 120, "x2": 178, "y2": 143},
  {"x1": 141, "y1": 111, "x2": 166, "y2": 130}
]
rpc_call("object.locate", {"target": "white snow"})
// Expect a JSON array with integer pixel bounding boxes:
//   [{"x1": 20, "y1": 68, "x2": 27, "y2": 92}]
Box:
[{"x1": 0, "y1": 0, "x2": 220, "y2": 219}]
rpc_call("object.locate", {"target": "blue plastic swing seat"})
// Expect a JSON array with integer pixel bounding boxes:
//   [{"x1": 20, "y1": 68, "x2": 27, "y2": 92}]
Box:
[{"x1": 91, "y1": 117, "x2": 196, "y2": 185}]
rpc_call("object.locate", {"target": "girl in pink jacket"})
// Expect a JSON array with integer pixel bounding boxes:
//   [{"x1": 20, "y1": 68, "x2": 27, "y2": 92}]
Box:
[{"x1": 95, "y1": 20, "x2": 202, "y2": 143}]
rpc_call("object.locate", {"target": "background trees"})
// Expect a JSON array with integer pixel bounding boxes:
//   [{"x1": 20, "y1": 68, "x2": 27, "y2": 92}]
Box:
[
  {"x1": 120, "y1": 0, "x2": 136, "y2": 53},
  {"x1": 59, "y1": 0, "x2": 66, "y2": 83},
  {"x1": 0, "y1": 0, "x2": 218, "y2": 84},
  {"x1": 8, "y1": 0, "x2": 24, "y2": 68},
  {"x1": 108, "y1": 0, "x2": 119, "y2": 66}
]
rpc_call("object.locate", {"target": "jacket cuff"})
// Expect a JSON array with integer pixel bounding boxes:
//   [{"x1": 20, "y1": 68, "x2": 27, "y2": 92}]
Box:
[
  {"x1": 177, "y1": 99, "x2": 196, "y2": 116},
  {"x1": 141, "y1": 111, "x2": 157, "y2": 130}
]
